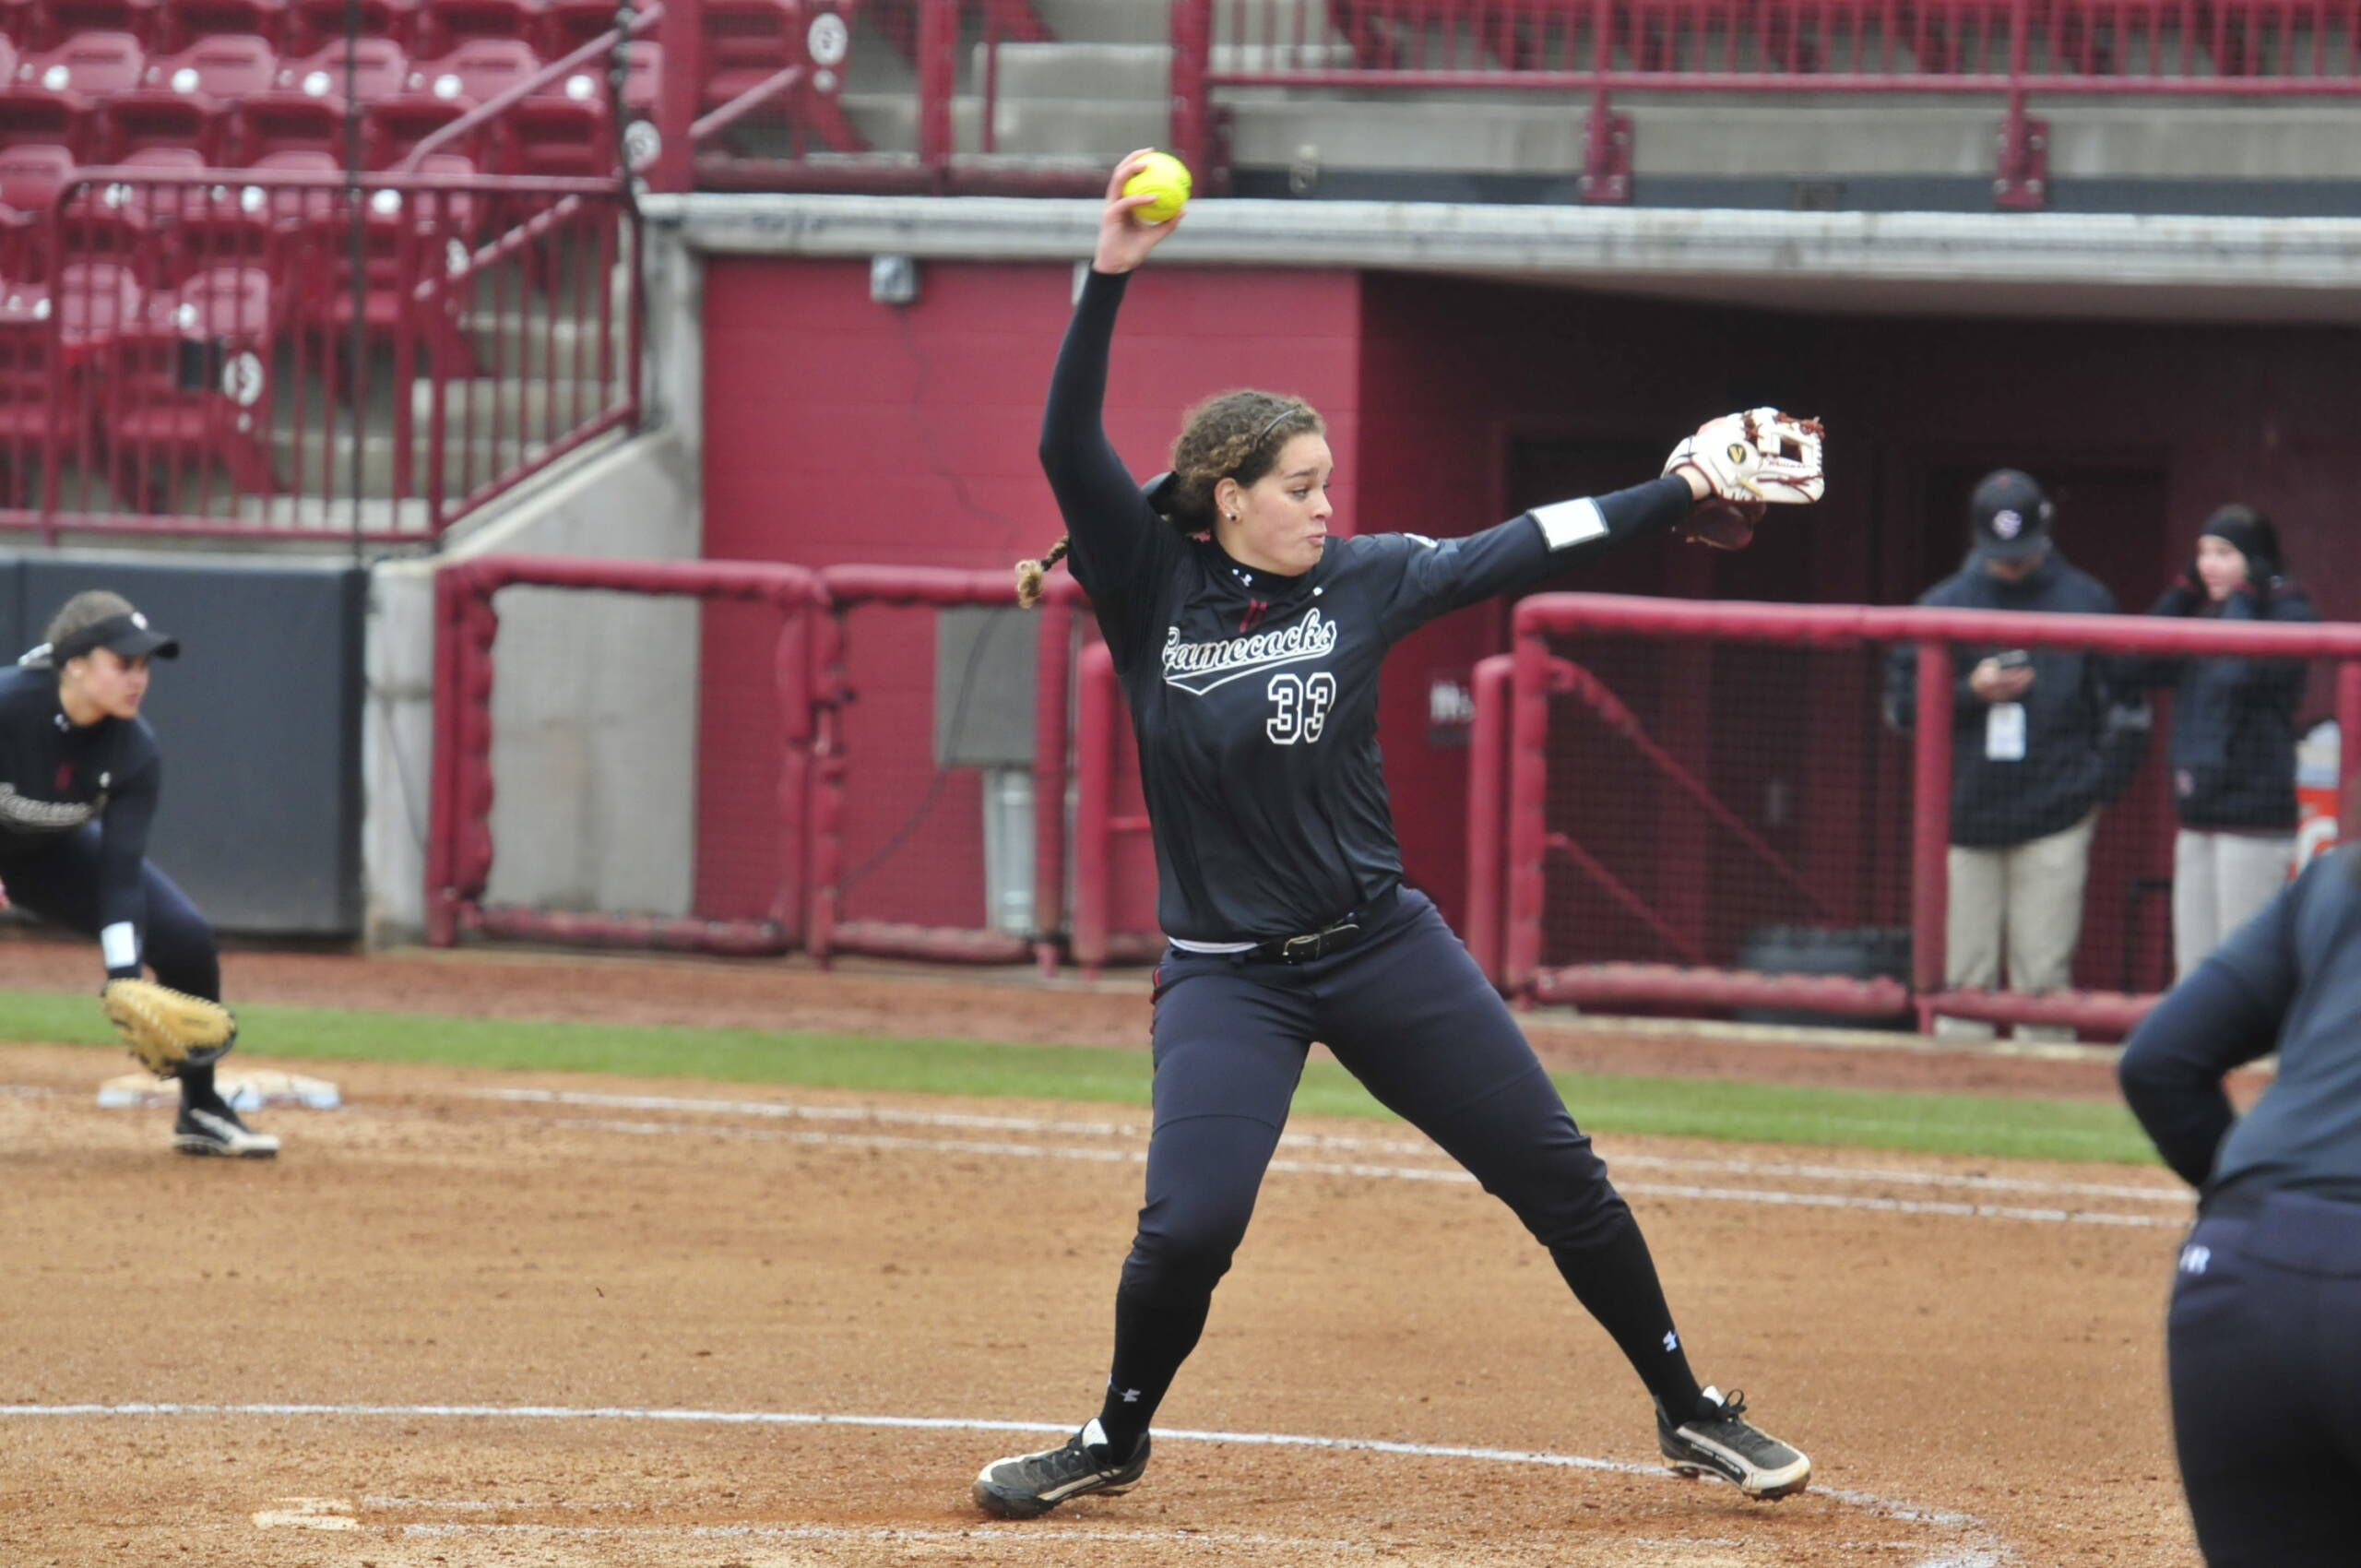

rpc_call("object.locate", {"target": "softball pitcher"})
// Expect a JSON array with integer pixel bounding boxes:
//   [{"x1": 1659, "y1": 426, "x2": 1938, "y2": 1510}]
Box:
[{"x1": 971, "y1": 154, "x2": 1821, "y2": 1519}]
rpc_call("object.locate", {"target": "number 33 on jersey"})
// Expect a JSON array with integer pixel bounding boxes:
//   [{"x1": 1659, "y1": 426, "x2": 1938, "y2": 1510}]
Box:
[{"x1": 1265, "y1": 672, "x2": 1336, "y2": 744}]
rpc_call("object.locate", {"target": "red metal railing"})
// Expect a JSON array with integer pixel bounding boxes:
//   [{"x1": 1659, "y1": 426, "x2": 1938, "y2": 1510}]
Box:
[
  {"x1": 1486, "y1": 593, "x2": 2361, "y2": 1035},
  {"x1": 0, "y1": 169, "x2": 640, "y2": 543},
  {"x1": 431, "y1": 556, "x2": 1096, "y2": 966},
  {"x1": 650, "y1": 0, "x2": 1114, "y2": 195},
  {"x1": 1169, "y1": 0, "x2": 2361, "y2": 204},
  {"x1": 430, "y1": 554, "x2": 821, "y2": 951},
  {"x1": 639, "y1": 0, "x2": 2361, "y2": 202}
]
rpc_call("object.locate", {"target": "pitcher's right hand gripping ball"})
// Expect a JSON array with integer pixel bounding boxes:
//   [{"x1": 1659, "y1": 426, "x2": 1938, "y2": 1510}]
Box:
[
  {"x1": 101, "y1": 978, "x2": 236, "y2": 1077},
  {"x1": 1667, "y1": 409, "x2": 1826, "y2": 505}
]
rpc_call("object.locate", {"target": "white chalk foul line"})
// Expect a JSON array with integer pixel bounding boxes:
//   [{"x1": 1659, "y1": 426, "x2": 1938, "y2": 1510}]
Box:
[
  {"x1": 519, "y1": 1112, "x2": 2182, "y2": 1229},
  {"x1": 0, "y1": 1401, "x2": 2003, "y2": 1550},
  {"x1": 470, "y1": 1087, "x2": 2189, "y2": 1207}
]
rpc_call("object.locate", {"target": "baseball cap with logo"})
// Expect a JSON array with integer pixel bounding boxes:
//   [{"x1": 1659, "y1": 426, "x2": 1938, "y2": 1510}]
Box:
[
  {"x1": 1969, "y1": 469, "x2": 2055, "y2": 564},
  {"x1": 51, "y1": 608, "x2": 180, "y2": 664}
]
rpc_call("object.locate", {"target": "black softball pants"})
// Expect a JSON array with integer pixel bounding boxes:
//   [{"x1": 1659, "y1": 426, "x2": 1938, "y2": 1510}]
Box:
[
  {"x1": 1098, "y1": 888, "x2": 1698, "y2": 1444},
  {"x1": 2166, "y1": 1190, "x2": 2361, "y2": 1567},
  {"x1": 0, "y1": 824, "x2": 220, "y2": 1001}
]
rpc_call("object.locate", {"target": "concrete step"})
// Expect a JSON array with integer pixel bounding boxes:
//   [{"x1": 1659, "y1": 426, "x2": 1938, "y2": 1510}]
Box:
[
  {"x1": 409, "y1": 377, "x2": 624, "y2": 432},
  {"x1": 1031, "y1": 0, "x2": 1173, "y2": 45},
  {"x1": 841, "y1": 91, "x2": 1166, "y2": 158},
  {"x1": 1225, "y1": 96, "x2": 2361, "y2": 181},
  {"x1": 267, "y1": 429, "x2": 574, "y2": 500},
  {"x1": 979, "y1": 41, "x2": 1169, "y2": 100}
]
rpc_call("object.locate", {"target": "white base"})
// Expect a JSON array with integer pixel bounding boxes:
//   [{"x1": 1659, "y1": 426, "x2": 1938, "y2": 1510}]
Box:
[{"x1": 98, "y1": 1067, "x2": 340, "y2": 1111}]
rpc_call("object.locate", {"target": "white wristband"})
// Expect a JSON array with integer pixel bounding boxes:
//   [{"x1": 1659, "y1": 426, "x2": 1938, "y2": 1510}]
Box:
[
  {"x1": 101, "y1": 921, "x2": 138, "y2": 973},
  {"x1": 1531, "y1": 498, "x2": 1608, "y2": 551}
]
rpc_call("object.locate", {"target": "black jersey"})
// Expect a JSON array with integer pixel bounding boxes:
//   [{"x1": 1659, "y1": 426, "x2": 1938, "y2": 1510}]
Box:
[
  {"x1": 1041, "y1": 269, "x2": 1690, "y2": 943},
  {"x1": 0, "y1": 662, "x2": 162, "y2": 977}
]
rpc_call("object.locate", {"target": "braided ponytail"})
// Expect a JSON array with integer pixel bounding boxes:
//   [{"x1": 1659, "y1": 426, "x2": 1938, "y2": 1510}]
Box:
[{"x1": 1014, "y1": 535, "x2": 1071, "y2": 609}]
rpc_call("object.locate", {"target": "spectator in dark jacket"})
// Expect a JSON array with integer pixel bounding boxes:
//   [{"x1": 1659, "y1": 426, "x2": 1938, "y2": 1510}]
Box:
[
  {"x1": 1885, "y1": 470, "x2": 2118, "y2": 1040},
  {"x1": 2119, "y1": 504, "x2": 2318, "y2": 979}
]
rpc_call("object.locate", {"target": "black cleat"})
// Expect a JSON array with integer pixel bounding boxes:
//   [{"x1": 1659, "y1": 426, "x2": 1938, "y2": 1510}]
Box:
[
  {"x1": 973, "y1": 1420, "x2": 1149, "y2": 1519},
  {"x1": 1656, "y1": 1386, "x2": 1810, "y2": 1501},
  {"x1": 172, "y1": 1102, "x2": 279, "y2": 1158}
]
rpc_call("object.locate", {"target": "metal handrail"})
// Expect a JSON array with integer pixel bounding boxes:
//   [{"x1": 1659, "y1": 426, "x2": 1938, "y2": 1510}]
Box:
[{"x1": 399, "y1": 3, "x2": 665, "y2": 172}]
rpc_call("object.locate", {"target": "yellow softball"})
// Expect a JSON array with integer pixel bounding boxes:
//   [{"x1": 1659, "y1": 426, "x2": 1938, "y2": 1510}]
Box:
[{"x1": 1122, "y1": 151, "x2": 1192, "y2": 224}]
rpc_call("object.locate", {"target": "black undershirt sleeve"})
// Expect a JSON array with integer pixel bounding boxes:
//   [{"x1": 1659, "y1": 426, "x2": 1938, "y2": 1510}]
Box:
[
  {"x1": 95, "y1": 755, "x2": 160, "y2": 980},
  {"x1": 1373, "y1": 474, "x2": 1695, "y2": 639},
  {"x1": 1038, "y1": 268, "x2": 1172, "y2": 659}
]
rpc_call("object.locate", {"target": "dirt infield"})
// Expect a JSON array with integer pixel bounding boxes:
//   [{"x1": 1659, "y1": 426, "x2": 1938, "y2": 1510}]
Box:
[{"x1": 0, "y1": 941, "x2": 2204, "y2": 1566}]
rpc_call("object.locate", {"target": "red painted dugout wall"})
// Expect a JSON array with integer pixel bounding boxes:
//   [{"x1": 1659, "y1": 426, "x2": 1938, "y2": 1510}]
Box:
[{"x1": 701, "y1": 255, "x2": 2361, "y2": 951}]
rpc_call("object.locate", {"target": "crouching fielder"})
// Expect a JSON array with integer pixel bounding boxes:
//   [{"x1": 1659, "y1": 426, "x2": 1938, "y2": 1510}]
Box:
[
  {"x1": 971, "y1": 152, "x2": 1822, "y2": 1520},
  {"x1": 3, "y1": 590, "x2": 276, "y2": 1157}
]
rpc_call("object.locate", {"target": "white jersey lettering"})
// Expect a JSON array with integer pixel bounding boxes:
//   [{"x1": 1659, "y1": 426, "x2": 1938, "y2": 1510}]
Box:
[{"x1": 1161, "y1": 608, "x2": 1342, "y2": 695}]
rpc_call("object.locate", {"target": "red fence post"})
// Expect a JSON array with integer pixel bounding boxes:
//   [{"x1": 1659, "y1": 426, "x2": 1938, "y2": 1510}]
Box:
[
  {"x1": 424, "y1": 564, "x2": 466, "y2": 945},
  {"x1": 1909, "y1": 636, "x2": 1953, "y2": 1027},
  {"x1": 1994, "y1": 0, "x2": 2048, "y2": 208},
  {"x1": 771, "y1": 594, "x2": 813, "y2": 944},
  {"x1": 2337, "y1": 660, "x2": 2361, "y2": 844},
  {"x1": 1072, "y1": 640, "x2": 1116, "y2": 976},
  {"x1": 1465, "y1": 652, "x2": 1513, "y2": 987},
  {"x1": 652, "y1": 0, "x2": 701, "y2": 190},
  {"x1": 1169, "y1": 0, "x2": 1212, "y2": 178},
  {"x1": 1503, "y1": 611, "x2": 1551, "y2": 998},
  {"x1": 917, "y1": 0, "x2": 956, "y2": 172},
  {"x1": 1031, "y1": 591, "x2": 1074, "y2": 976},
  {"x1": 807, "y1": 600, "x2": 846, "y2": 967}
]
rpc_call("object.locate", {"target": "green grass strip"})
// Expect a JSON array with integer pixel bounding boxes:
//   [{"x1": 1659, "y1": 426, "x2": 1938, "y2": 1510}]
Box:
[{"x1": 0, "y1": 987, "x2": 2158, "y2": 1166}]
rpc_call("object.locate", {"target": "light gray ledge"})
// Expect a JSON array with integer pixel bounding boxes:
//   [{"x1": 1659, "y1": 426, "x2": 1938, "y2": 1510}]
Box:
[{"x1": 638, "y1": 192, "x2": 2361, "y2": 321}]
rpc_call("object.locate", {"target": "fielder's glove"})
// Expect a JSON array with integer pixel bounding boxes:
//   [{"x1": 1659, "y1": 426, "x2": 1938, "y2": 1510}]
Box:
[
  {"x1": 1667, "y1": 409, "x2": 1826, "y2": 505},
  {"x1": 101, "y1": 978, "x2": 237, "y2": 1077},
  {"x1": 1672, "y1": 498, "x2": 1768, "y2": 551}
]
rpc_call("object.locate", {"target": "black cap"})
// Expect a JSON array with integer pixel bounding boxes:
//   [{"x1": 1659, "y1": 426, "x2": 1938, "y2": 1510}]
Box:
[
  {"x1": 53, "y1": 610, "x2": 180, "y2": 663},
  {"x1": 1969, "y1": 469, "x2": 2054, "y2": 564}
]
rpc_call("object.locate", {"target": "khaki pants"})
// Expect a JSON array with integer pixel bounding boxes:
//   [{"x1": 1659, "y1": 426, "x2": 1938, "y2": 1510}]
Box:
[
  {"x1": 1938, "y1": 811, "x2": 2097, "y2": 1042},
  {"x1": 2173, "y1": 829, "x2": 2292, "y2": 980}
]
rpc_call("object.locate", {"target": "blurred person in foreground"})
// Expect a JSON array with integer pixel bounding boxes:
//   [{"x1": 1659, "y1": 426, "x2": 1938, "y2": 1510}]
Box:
[
  {"x1": 1884, "y1": 469, "x2": 2118, "y2": 1040},
  {"x1": 2116, "y1": 504, "x2": 2317, "y2": 980},
  {"x1": 2118, "y1": 842, "x2": 2361, "y2": 1566}
]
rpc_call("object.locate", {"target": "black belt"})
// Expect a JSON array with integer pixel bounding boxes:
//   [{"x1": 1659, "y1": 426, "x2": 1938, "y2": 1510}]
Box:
[{"x1": 1239, "y1": 887, "x2": 1398, "y2": 965}]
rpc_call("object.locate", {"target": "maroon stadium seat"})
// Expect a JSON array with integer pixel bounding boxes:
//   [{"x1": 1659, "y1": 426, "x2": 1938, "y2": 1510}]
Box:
[
  {"x1": 105, "y1": 30, "x2": 279, "y2": 161},
  {"x1": 508, "y1": 53, "x2": 616, "y2": 175},
  {"x1": 8, "y1": 0, "x2": 161, "y2": 50},
  {"x1": 415, "y1": 0, "x2": 542, "y2": 56},
  {"x1": 698, "y1": 0, "x2": 865, "y2": 150},
  {"x1": 283, "y1": 0, "x2": 418, "y2": 53},
  {"x1": 0, "y1": 143, "x2": 74, "y2": 281},
  {"x1": 105, "y1": 261, "x2": 282, "y2": 507},
  {"x1": 242, "y1": 37, "x2": 408, "y2": 160},
  {"x1": 152, "y1": 0, "x2": 287, "y2": 48},
  {"x1": 3, "y1": 31, "x2": 145, "y2": 160}
]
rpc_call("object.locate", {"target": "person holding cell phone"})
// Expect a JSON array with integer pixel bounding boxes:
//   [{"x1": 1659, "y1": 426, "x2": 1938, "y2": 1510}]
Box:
[{"x1": 1883, "y1": 470, "x2": 2119, "y2": 1040}]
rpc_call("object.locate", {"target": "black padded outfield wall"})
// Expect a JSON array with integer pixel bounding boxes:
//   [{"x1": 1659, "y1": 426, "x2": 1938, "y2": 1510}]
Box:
[{"x1": 0, "y1": 555, "x2": 368, "y2": 939}]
